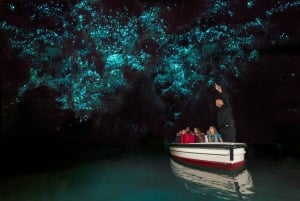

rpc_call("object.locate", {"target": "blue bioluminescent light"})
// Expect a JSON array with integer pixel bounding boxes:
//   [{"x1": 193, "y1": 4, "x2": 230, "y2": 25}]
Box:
[{"x1": 1, "y1": 0, "x2": 298, "y2": 120}]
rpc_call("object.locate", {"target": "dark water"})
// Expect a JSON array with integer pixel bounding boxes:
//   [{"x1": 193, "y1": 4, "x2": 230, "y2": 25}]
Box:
[{"x1": 0, "y1": 151, "x2": 299, "y2": 201}]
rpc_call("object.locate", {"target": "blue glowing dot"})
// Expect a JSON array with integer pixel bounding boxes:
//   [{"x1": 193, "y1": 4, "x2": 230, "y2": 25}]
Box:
[
  {"x1": 279, "y1": 33, "x2": 289, "y2": 41},
  {"x1": 9, "y1": 4, "x2": 15, "y2": 11},
  {"x1": 174, "y1": 112, "x2": 181, "y2": 120},
  {"x1": 247, "y1": 1, "x2": 254, "y2": 8},
  {"x1": 79, "y1": 15, "x2": 84, "y2": 22}
]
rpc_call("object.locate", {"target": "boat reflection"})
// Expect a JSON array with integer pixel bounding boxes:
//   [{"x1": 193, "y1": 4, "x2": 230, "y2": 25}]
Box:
[{"x1": 170, "y1": 159, "x2": 255, "y2": 200}]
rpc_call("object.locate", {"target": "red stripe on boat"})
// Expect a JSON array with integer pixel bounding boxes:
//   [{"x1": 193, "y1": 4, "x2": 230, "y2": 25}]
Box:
[{"x1": 172, "y1": 155, "x2": 245, "y2": 171}]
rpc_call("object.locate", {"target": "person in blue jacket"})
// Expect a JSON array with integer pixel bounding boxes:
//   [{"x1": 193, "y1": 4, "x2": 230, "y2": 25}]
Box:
[{"x1": 206, "y1": 126, "x2": 223, "y2": 142}]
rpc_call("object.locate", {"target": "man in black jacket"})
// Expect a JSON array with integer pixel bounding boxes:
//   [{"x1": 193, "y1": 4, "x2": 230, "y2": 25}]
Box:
[{"x1": 214, "y1": 83, "x2": 236, "y2": 142}]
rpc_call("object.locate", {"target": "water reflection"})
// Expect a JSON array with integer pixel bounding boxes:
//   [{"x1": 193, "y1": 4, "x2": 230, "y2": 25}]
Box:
[{"x1": 170, "y1": 159, "x2": 255, "y2": 200}]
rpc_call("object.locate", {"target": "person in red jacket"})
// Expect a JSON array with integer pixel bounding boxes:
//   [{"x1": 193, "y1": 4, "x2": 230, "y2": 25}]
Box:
[
  {"x1": 180, "y1": 129, "x2": 187, "y2": 143},
  {"x1": 180, "y1": 126, "x2": 195, "y2": 143},
  {"x1": 185, "y1": 126, "x2": 195, "y2": 143}
]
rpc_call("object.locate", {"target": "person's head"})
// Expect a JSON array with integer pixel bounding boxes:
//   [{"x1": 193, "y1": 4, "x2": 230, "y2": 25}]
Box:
[
  {"x1": 185, "y1": 126, "x2": 190, "y2": 133},
  {"x1": 215, "y1": 98, "x2": 224, "y2": 108},
  {"x1": 193, "y1": 127, "x2": 200, "y2": 134},
  {"x1": 208, "y1": 126, "x2": 218, "y2": 135}
]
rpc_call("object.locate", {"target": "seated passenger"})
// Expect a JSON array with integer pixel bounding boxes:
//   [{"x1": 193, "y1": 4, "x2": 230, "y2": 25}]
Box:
[
  {"x1": 193, "y1": 127, "x2": 206, "y2": 143},
  {"x1": 206, "y1": 126, "x2": 223, "y2": 142},
  {"x1": 180, "y1": 129, "x2": 187, "y2": 143},
  {"x1": 185, "y1": 126, "x2": 196, "y2": 143},
  {"x1": 180, "y1": 126, "x2": 195, "y2": 143},
  {"x1": 175, "y1": 130, "x2": 181, "y2": 143},
  {"x1": 185, "y1": 126, "x2": 192, "y2": 134}
]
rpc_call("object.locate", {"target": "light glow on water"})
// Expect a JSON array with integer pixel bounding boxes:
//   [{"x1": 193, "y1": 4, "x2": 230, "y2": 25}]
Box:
[{"x1": 0, "y1": 153, "x2": 299, "y2": 201}]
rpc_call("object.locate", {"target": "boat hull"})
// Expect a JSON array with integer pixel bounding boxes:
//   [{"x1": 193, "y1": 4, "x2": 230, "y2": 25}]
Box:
[{"x1": 169, "y1": 143, "x2": 247, "y2": 171}]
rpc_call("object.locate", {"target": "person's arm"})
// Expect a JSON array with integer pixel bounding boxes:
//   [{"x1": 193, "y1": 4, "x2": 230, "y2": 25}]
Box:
[
  {"x1": 215, "y1": 83, "x2": 231, "y2": 107},
  {"x1": 217, "y1": 133, "x2": 223, "y2": 142}
]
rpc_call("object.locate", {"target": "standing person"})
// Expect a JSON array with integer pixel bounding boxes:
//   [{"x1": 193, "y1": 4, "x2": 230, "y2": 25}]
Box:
[{"x1": 214, "y1": 83, "x2": 236, "y2": 142}]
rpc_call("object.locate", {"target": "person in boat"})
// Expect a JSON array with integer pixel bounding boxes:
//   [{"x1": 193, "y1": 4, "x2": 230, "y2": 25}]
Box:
[
  {"x1": 179, "y1": 129, "x2": 186, "y2": 143},
  {"x1": 185, "y1": 126, "x2": 192, "y2": 134},
  {"x1": 206, "y1": 126, "x2": 223, "y2": 142},
  {"x1": 175, "y1": 130, "x2": 181, "y2": 143},
  {"x1": 193, "y1": 127, "x2": 206, "y2": 142},
  {"x1": 180, "y1": 128, "x2": 191, "y2": 143},
  {"x1": 214, "y1": 83, "x2": 236, "y2": 142},
  {"x1": 180, "y1": 126, "x2": 195, "y2": 143}
]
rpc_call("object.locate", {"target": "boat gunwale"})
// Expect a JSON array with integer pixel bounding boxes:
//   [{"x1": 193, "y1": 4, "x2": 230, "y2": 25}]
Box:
[{"x1": 169, "y1": 142, "x2": 247, "y2": 149}]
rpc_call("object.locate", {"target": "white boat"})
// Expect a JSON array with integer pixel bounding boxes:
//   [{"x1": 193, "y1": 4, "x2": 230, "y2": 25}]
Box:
[
  {"x1": 170, "y1": 158, "x2": 254, "y2": 200},
  {"x1": 169, "y1": 142, "x2": 247, "y2": 171}
]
